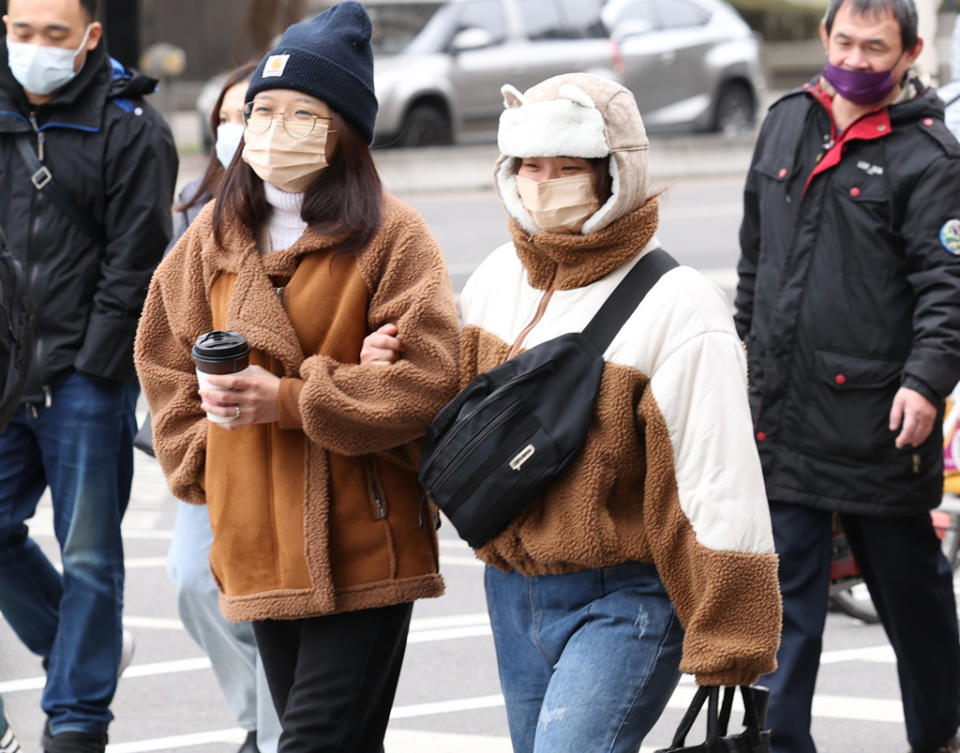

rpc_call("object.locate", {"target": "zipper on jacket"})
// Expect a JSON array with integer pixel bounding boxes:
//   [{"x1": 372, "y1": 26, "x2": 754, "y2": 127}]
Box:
[
  {"x1": 507, "y1": 277, "x2": 556, "y2": 360},
  {"x1": 364, "y1": 455, "x2": 388, "y2": 519},
  {"x1": 28, "y1": 112, "x2": 45, "y2": 161},
  {"x1": 418, "y1": 493, "x2": 440, "y2": 530}
]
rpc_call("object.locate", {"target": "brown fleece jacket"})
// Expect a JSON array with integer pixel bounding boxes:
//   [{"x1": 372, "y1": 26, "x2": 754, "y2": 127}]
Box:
[{"x1": 134, "y1": 194, "x2": 459, "y2": 621}]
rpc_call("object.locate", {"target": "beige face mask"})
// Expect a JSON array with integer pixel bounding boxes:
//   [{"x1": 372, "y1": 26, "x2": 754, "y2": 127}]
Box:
[
  {"x1": 516, "y1": 173, "x2": 601, "y2": 234},
  {"x1": 242, "y1": 120, "x2": 330, "y2": 193}
]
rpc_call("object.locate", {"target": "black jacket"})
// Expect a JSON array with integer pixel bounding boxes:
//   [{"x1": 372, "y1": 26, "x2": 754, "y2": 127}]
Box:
[
  {"x1": 0, "y1": 40, "x2": 177, "y2": 403},
  {"x1": 736, "y1": 77, "x2": 960, "y2": 515}
]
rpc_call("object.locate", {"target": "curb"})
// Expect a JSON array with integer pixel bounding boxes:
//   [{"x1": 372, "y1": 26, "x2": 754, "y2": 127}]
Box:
[{"x1": 371, "y1": 133, "x2": 756, "y2": 195}]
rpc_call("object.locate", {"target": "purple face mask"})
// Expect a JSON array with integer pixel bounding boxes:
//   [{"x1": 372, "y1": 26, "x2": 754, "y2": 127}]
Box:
[{"x1": 822, "y1": 62, "x2": 897, "y2": 105}]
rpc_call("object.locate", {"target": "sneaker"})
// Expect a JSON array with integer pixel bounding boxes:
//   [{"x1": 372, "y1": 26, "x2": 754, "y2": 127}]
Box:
[
  {"x1": 237, "y1": 730, "x2": 260, "y2": 753},
  {"x1": 42, "y1": 721, "x2": 107, "y2": 753},
  {"x1": 118, "y1": 629, "x2": 135, "y2": 677},
  {"x1": 0, "y1": 722, "x2": 22, "y2": 753}
]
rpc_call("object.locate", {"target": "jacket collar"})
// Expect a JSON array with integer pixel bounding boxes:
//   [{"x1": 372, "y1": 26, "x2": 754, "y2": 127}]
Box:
[
  {"x1": 802, "y1": 71, "x2": 940, "y2": 127},
  {"x1": 508, "y1": 197, "x2": 660, "y2": 291},
  {"x1": 0, "y1": 39, "x2": 156, "y2": 133},
  {"x1": 207, "y1": 211, "x2": 346, "y2": 375}
]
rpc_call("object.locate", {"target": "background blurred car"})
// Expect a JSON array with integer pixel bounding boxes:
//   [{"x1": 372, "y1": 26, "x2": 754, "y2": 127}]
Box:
[
  {"x1": 604, "y1": 0, "x2": 764, "y2": 134},
  {"x1": 371, "y1": 0, "x2": 618, "y2": 146},
  {"x1": 196, "y1": 0, "x2": 763, "y2": 149}
]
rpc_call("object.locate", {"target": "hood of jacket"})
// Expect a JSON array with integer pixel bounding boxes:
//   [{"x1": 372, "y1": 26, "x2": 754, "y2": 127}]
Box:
[{"x1": 494, "y1": 72, "x2": 649, "y2": 236}]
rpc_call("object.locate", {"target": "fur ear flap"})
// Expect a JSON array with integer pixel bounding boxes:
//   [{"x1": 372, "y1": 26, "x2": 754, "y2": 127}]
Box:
[
  {"x1": 557, "y1": 84, "x2": 595, "y2": 109},
  {"x1": 501, "y1": 84, "x2": 525, "y2": 109}
]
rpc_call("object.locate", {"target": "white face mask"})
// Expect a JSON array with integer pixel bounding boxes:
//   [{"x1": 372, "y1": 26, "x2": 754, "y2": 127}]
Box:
[
  {"x1": 7, "y1": 25, "x2": 93, "y2": 96},
  {"x1": 242, "y1": 119, "x2": 330, "y2": 194},
  {"x1": 516, "y1": 173, "x2": 601, "y2": 234},
  {"x1": 215, "y1": 122, "x2": 245, "y2": 169}
]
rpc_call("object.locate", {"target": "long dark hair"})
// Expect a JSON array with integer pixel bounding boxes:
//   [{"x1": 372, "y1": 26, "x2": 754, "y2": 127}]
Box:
[
  {"x1": 213, "y1": 109, "x2": 383, "y2": 257},
  {"x1": 177, "y1": 61, "x2": 259, "y2": 212}
]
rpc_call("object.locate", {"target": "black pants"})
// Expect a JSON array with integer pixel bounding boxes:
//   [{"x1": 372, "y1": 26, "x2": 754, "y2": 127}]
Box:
[
  {"x1": 761, "y1": 501, "x2": 960, "y2": 753},
  {"x1": 253, "y1": 602, "x2": 414, "y2": 753}
]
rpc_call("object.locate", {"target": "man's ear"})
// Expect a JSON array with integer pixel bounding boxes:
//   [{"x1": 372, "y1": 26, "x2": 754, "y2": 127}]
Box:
[
  {"x1": 904, "y1": 37, "x2": 924, "y2": 67},
  {"x1": 86, "y1": 21, "x2": 103, "y2": 51},
  {"x1": 819, "y1": 18, "x2": 829, "y2": 52}
]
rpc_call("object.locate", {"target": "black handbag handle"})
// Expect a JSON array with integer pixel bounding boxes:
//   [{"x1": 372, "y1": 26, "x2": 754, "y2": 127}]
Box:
[
  {"x1": 669, "y1": 685, "x2": 769, "y2": 748},
  {"x1": 669, "y1": 686, "x2": 717, "y2": 748}
]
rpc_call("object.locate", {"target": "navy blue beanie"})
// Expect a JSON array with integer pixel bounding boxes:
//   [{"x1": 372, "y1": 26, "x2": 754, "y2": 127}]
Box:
[{"x1": 246, "y1": 1, "x2": 377, "y2": 144}]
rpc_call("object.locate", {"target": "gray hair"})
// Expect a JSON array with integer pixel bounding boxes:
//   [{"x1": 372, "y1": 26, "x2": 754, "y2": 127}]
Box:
[{"x1": 824, "y1": 0, "x2": 919, "y2": 52}]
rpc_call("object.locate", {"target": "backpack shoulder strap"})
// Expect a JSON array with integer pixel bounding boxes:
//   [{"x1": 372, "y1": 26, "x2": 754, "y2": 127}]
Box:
[
  {"x1": 13, "y1": 133, "x2": 105, "y2": 246},
  {"x1": 581, "y1": 247, "x2": 678, "y2": 352}
]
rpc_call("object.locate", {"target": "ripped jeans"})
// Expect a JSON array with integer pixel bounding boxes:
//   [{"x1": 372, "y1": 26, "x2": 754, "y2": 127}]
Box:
[{"x1": 484, "y1": 561, "x2": 684, "y2": 753}]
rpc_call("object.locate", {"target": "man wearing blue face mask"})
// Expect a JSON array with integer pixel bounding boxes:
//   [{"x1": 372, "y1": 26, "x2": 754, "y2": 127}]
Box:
[
  {"x1": 737, "y1": 1, "x2": 960, "y2": 752},
  {"x1": 0, "y1": 1, "x2": 177, "y2": 752}
]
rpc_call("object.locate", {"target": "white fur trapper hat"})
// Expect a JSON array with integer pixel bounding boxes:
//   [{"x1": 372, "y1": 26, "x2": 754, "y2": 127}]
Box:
[{"x1": 494, "y1": 72, "x2": 649, "y2": 235}]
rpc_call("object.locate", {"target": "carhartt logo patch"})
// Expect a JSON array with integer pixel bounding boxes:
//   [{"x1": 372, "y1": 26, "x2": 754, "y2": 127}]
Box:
[
  {"x1": 940, "y1": 219, "x2": 960, "y2": 255},
  {"x1": 263, "y1": 54, "x2": 290, "y2": 78}
]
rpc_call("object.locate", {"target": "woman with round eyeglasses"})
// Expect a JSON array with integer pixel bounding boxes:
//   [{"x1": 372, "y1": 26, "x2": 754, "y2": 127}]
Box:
[
  {"x1": 134, "y1": 4, "x2": 460, "y2": 750},
  {"x1": 160, "y1": 60, "x2": 282, "y2": 753}
]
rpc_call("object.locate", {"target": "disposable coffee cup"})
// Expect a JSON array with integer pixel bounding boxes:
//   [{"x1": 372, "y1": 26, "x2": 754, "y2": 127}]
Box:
[{"x1": 191, "y1": 331, "x2": 251, "y2": 424}]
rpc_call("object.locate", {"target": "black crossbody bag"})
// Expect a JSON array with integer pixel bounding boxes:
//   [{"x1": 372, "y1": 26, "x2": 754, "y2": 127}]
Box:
[{"x1": 418, "y1": 248, "x2": 678, "y2": 547}]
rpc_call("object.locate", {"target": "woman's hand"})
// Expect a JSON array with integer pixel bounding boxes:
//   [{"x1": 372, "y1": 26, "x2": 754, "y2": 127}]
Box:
[
  {"x1": 199, "y1": 364, "x2": 281, "y2": 430},
  {"x1": 360, "y1": 323, "x2": 404, "y2": 365}
]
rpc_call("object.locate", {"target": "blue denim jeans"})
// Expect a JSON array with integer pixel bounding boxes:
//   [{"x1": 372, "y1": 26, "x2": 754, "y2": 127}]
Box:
[
  {"x1": 167, "y1": 499, "x2": 281, "y2": 753},
  {"x1": 484, "y1": 561, "x2": 684, "y2": 753},
  {"x1": 0, "y1": 372, "x2": 137, "y2": 734}
]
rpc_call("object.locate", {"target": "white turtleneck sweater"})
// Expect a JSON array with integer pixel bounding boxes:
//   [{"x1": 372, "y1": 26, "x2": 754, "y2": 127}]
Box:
[{"x1": 263, "y1": 182, "x2": 308, "y2": 253}]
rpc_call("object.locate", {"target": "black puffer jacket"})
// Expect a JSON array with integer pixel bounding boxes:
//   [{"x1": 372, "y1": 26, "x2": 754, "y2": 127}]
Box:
[
  {"x1": 736, "y1": 77, "x2": 960, "y2": 515},
  {"x1": 0, "y1": 40, "x2": 177, "y2": 403}
]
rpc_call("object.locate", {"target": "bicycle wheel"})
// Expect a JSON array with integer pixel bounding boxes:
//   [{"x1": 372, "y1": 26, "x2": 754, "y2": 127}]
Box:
[{"x1": 829, "y1": 586, "x2": 880, "y2": 624}]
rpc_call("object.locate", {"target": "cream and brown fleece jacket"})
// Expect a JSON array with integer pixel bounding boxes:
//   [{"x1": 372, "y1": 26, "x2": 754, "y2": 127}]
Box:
[
  {"x1": 134, "y1": 193, "x2": 459, "y2": 622},
  {"x1": 469, "y1": 72, "x2": 782, "y2": 686},
  {"x1": 461, "y1": 214, "x2": 781, "y2": 686}
]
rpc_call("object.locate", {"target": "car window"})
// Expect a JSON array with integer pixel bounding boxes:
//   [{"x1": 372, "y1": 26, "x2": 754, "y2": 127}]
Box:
[
  {"x1": 555, "y1": 0, "x2": 607, "y2": 38},
  {"x1": 656, "y1": 0, "x2": 710, "y2": 28},
  {"x1": 603, "y1": 0, "x2": 659, "y2": 32},
  {"x1": 516, "y1": 0, "x2": 566, "y2": 40},
  {"x1": 456, "y1": 0, "x2": 508, "y2": 42},
  {"x1": 367, "y1": 3, "x2": 446, "y2": 55}
]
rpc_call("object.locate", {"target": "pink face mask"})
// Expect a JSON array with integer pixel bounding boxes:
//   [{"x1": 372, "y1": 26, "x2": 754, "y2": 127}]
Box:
[{"x1": 516, "y1": 174, "x2": 600, "y2": 234}]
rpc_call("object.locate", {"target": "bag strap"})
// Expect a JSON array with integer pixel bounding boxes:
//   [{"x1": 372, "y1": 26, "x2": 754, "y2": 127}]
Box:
[
  {"x1": 14, "y1": 133, "x2": 105, "y2": 246},
  {"x1": 668, "y1": 685, "x2": 718, "y2": 747},
  {"x1": 581, "y1": 248, "x2": 678, "y2": 353}
]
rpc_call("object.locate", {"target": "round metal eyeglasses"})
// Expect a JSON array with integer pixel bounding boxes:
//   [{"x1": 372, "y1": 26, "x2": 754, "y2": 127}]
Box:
[{"x1": 242, "y1": 102, "x2": 334, "y2": 139}]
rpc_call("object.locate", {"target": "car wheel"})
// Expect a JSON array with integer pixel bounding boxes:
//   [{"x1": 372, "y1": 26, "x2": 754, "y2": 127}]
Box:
[
  {"x1": 713, "y1": 81, "x2": 755, "y2": 135},
  {"x1": 399, "y1": 103, "x2": 452, "y2": 148}
]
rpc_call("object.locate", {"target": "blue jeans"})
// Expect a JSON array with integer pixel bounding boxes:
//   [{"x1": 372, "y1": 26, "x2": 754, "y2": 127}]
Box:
[
  {"x1": 0, "y1": 372, "x2": 137, "y2": 734},
  {"x1": 484, "y1": 561, "x2": 684, "y2": 753},
  {"x1": 167, "y1": 499, "x2": 281, "y2": 753}
]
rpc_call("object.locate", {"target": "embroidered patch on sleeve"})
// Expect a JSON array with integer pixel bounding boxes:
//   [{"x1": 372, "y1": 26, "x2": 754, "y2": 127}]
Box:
[
  {"x1": 940, "y1": 219, "x2": 960, "y2": 255},
  {"x1": 263, "y1": 54, "x2": 290, "y2": 78}
]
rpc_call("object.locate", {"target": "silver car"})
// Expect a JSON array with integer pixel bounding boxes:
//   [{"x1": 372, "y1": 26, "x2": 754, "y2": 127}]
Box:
[
  {"x1": 604, "y1": 0, "x2": 764, "y2": 134},
  {"x1": 371, "y1": 0, "x2": 619, "y2": 146}
]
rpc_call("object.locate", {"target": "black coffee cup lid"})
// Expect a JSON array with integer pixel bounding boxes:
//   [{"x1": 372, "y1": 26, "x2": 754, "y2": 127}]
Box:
[{"x1": 191, "y1": 331, "x2": 250, "y2": 363}]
